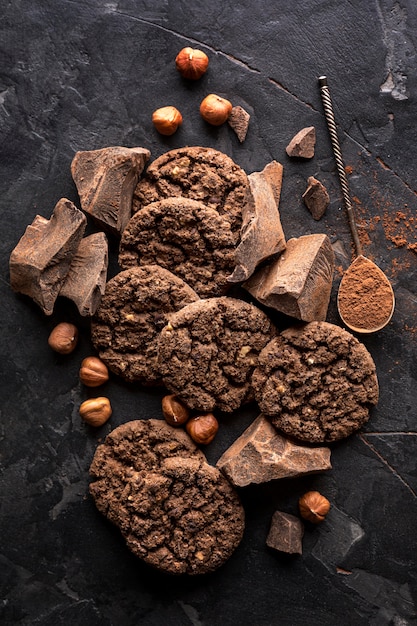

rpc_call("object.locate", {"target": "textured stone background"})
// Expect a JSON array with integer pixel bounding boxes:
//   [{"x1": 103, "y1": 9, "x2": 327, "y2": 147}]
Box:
[{"x1": 1, "y1": 1, "x2": 416, "y2": 624}]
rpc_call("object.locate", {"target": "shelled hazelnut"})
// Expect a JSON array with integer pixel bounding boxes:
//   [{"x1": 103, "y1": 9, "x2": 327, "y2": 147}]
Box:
[
  {"x1": 79, "y1": 356, "x2": 109, "y2": 387},
  {"x1": 186, "y1": 413, "x2": 218, "y2": 445},
  {"x1": 79, "y1": 397, "x2": 112, "y2": 427},
  {"x1": 48, "y1": 322, "x2": 78, "y2": 354},
  {"x1": 162, "y1": 394, "x2": 190, "y2": 427},
  {"x1": 200, "y1": 94, "x2": 232, "y2": 126},
  {"x1": 175, "y1": 47, "x2": 209, "y2": 79},
  {"x1": 298, "y1": 491, "x2": 330, "y2": 524},
  {"x1": 152, "y1": 106, "x2": 183, "y2": 136}
]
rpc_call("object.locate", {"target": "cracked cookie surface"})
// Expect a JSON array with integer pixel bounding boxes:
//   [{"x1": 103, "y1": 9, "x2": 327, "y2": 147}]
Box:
[
  {"x1": 157, "y1": 297, "x2": 276, "y2": 412},
  {"x1": 119, "y1": 197, "x2": 237, "y2": 298},
  {"x1": 133, "y1": 146, "x2": 251, "y2": 240},
  {"x1": 89, "y1": 419, "x2": 245, "y2": 575},
  {"x1": 90, "y1": 266, "x2": 199, "y2": 384},
  {"x1": 251, "y1": 321, "x2": 379, "y2": 443}
]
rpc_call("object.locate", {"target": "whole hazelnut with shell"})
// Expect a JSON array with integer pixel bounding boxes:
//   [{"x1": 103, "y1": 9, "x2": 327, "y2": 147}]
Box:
[
  {"x1": 48, "y1": 322, "x2": 78, "y2": 354},
  {"x1": 298, "y1": 491, "x2": 331, "y2": 524},
  {"x1": 152, "y1": 106, "x2": 183, "y2": 136},
  {"x1": 200, "y1": 94, "x2": 232, "y2": 126},
  {"x1": 79, "y1": 356, "x2": 109, "y2": 387},
  {"x1": 175, "y1": 47, "x2": 209, "y2": 80},
  {"x1": 186, "y1": 413, "x2": 219, "y2": 445}
]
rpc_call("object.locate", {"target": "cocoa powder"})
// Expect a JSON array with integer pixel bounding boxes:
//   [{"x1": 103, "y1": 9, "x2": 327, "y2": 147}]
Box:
[{"x1": 338, "y1": 256, "x2": 394, "y2": 330}]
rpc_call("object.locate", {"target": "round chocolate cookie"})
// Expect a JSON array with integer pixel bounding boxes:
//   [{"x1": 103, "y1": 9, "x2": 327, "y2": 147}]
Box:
[
  {"x1": 91, "y1": 266, "x2": 199, "y2": 384},
  {"x1": 157, "y1": 297, "x2": 276, "y2": 412},
  {"x1": 89, "y1": 419, "x2": 245, "y2": 575},
  {"x1": 119, "y1": 197, "x2": 236, "y2": 298},
  {"x1": 133, "y1": 146, "x2": 251, "y2": 239},
  {"x1": 251, "y1": 321, "x2": 379, "y2": 443}
]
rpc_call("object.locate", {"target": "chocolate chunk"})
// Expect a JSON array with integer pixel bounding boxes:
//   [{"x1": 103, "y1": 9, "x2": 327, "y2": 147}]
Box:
[
  {"x1": 286, "y1": 126, "x2": 316, "y2": 159},
  {"x1": 266, "y1": 511, "x2": 304, "y2": 555},
  {"x1": 60, "y1": 232, "x2": 108, "y2": 316},
  {"x1": 243, "y1": 234, "x2": 335, "y2": 322},
  {"x1": 9, "y1": 198, "x2": 87, "y2": 315},
  {"x1": 216, "y1": 414, "x2": 331, "y2": 487},
  {"x1": 71, "y1": 146, "x2": 150, "y2": 236},
  {"x1": 230, "y1": 161, "x2": 286, "y2": 282},
  {"x1": 302, "y1": 176, "x2": 330, "y2": 220},
  {"x1": 227, "y1": 105, "x2": 250, "y2": 142}
]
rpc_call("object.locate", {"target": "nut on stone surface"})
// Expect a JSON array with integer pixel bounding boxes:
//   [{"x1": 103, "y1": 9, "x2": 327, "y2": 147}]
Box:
[
  {"x1": 175, "y1": 47, "x2": 209, "y2": 79},
  {"x1": 186, "y1": 413, "x2": 218, "y2": 445},
  {"x1": 79, "y1": 356, "x2": 109, "y2": 387},
  {"x1": 298, "y1": 490, "x2": 330, "y2": 523},
  {"x1": 79, "y1": 397, "x2": 112, "y2": 427},
  {"x1": 200, "y1": 94, "x2": 232, "y2": 126},
  {"x1": 152, "y1": 106, "x2": 183, "y2": 136},
  {"x1": 162, "y1": 394, "x2": 190, "y2": 427},
  {"x1": 48, "y1": 322, "x2": 79, "y2": 354}
]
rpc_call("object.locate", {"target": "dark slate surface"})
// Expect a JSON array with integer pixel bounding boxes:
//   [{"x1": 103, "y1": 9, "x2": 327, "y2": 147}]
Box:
[{"x1": 1, "y1": 1, "x2": 416, "y2": 624}]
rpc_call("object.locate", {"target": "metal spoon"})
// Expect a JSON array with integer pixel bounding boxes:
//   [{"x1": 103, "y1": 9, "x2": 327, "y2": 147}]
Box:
[{"x1": 318, "y1": 75, "x2": 395, "y2": 333}]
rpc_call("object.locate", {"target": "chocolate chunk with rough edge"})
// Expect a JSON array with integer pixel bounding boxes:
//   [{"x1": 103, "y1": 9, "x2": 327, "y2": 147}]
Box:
[
  {"x1": 243, "y1": 234, "x2": 335, "y2": 322},
  {"x1": 60, "y1": 232, "x2": 108, "y2": 316},
  {"x1": 71, "y1": 146, "x2": 150, "y2": 236},
  {"x1": 9, "y1": 198, "x2": 87, "y2": 315},
  {"x1": 302, "y1": 176, "x2": 330, "y2": 220},
  {"x1": 266, "y1": 511, "x2": 304, "y2": 555},
  {"x1": 216, "y1": 414, "x2": 331, "y2": 487},
  {"x1": 227, "y1": 105, "x2": 250, "y2": 142},
  {"x1": 285, "y1": 126, "x2": 316, "y2": 159},
  {"x1": 230, "y1": 161, "x2": 286, "y2": 283}
]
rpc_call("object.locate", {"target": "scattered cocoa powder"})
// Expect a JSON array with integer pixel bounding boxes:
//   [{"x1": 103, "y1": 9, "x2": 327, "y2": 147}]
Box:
[{"x1": 338, "y1": 256, "x2": 394, "y2": 331}]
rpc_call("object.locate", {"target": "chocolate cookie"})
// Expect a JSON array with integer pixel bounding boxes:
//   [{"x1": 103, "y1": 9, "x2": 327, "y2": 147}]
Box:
[
  {"x1": 89, "y1": 420, "x2": 245, "y2": 575},
  {"x1": 119, "y1": 197, "x2": 236, "y2": 298},
  {"x1": 133, "y1": 146, "x2": 251, "y2": 239},
  {"x1": 90, "y1": 266, "x2": 199, "y2": 384},
  {"x1": 157, "y1": 297, "x2": 276, "y2": 412},
  {"x1": 251, "y1": 321, "x2": 379, "y2": 443}
]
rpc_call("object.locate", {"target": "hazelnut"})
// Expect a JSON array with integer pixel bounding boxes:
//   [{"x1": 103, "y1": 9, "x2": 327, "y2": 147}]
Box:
[
  {"x1": 186, "y1": 413, "x2": 218, "y2": 445},
  {"x1": 79, "y1": 397, "x2": 112, "y2": 427},
  {"x1": 48, "y1": 322, "x2": 78, "y2": 354},
  {"x1": 152, "y1": 106, "x2": 183, "y2": 136},
  {"x1": 162, "y1": 394, "x2": 190, "y2": 427},
  {"x1": 298, "y1": 491, "x2": 331, "y2": 524},
  {"x1": 200, "y1": 94, "x2": 233, "y2": 126},
  {"x1": 175, "y1": 47, "x2": 209, "y2": 79},
  {"x1": 79, "y1": 356, "x2": 109, "y2": 387}
]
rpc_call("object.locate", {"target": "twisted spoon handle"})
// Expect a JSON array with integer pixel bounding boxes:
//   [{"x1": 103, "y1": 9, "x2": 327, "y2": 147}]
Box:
[{"x1": 318, "y1": 76, "x2": 363, "y2": 256}]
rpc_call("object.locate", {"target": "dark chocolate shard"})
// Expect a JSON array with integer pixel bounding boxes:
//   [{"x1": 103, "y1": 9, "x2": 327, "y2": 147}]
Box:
[
  {"x1": 216, "y1": 414, "x2": 331, "y2": 487},
  {"x1": 71, "y1": 146, "x2": 150, "y2": 236},
  {"x1": 228, "y1": 105, "x2": 250, "y2": 142},
  {"x1": 286, "y1": 126, "x2": 316, "y2": 159},
  {"x1": 9, "y1": 198, "x2": 87, "y2": 315},
  {"x1": 60, "y1": 232, "x2": 108, "y2": 316},
  {"x1": 266, "y1": 511, "x2": 304, "y2": 555},
  {"x1": 243, "y1": 233, "x2": 335, "y2": 322},
  {"x1": 230, "y1": 161, "x2": 286, "y2": 283},
  {"x1": 302, "y1": 176, "x2": 330, "y2": 220}
]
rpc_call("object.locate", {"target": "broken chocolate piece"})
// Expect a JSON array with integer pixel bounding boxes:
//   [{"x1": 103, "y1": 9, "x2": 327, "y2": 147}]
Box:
[
  {"x1": 227, "y1": 105, "x2": 250, "y2": 142},
  {"x1": 71, "y1": 146, "x2": 150, "y2": 236},
  {"x1": 243, "y1": 234, "x2": 335, "y2": 321},
  {"x1": 60, "y1": 232, "x2": 108, "y2": 316},
  {"x1": 302, "y1": 176, "x2": 330, "y2": 220},
  {"x1": 230, "y1": 161, "x2": 286, "y2": 282},
  {"x1": 216, "y1": 414, "x2": 331, "y2": 487},
  {"x1": 266, "y1": 511, "x2": 304, "y2": 555},
  {"x1": 286, "y1": 126, "x2": 316, "y2": 159},
  {"x1": 9, "y1": 198, "x2": 87, "y2": 315}
]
